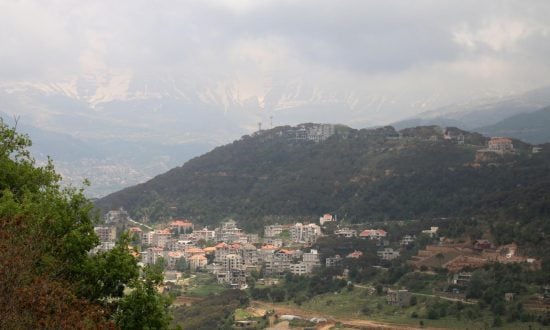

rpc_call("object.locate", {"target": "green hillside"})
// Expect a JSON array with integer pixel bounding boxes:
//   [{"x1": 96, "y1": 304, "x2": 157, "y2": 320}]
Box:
[{"x1": 95, "y1": 124, "x2": 549, "y2": 238}]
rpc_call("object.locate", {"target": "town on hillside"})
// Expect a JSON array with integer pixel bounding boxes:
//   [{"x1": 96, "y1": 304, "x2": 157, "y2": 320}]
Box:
[{"x1": 95, "y1": 209, "x2": 542, "y2": 301}]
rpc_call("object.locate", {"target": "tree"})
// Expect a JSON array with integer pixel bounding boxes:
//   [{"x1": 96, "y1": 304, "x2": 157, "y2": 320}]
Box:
[
  {"x1": 0, "y1": 121, "x2": 172, "y2": 328},
  {"x1": 115, "y1": 264, "x2": 173, "y2": 329},
  {"x1": 175, "y1": 257, "x2": 188, "y2": 272}
]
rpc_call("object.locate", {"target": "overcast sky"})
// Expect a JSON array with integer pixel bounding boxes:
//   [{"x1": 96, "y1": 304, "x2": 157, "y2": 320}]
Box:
[{"x1": 2, "y1": 0, "x2": 550, "y2": 123}]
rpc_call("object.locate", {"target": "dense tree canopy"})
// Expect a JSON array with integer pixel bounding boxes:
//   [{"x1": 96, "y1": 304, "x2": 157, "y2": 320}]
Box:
[{"x1": 0, "y1": 121, "x2": 171, "y2": 329}]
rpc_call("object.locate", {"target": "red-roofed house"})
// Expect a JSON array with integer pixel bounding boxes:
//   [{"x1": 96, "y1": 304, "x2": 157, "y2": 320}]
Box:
[
  {"x1": 359, "y1": 229, "x2": 387, "y2": 240},
  {"x1": 347, "y1": 250, "x2": 364, "y2": 258},
  {"x1": 488, "y1": 137, "x2": 514, "y2": 153},
  {"x1": 184, "y1": 247, "x2": 205, "y2": 258},
  {"x1": 169, "y1": 219, "x2": 194, "y2": 234},
  {"x1": 153, "y1": 229, "x2": 172, "y2": 248},
  {"x1": 129, "y1": 227, "x2": 143, "y2": 242},
  {"x1": 189, "y1": 254, "x2": 208, "y2": 271},
  {"x1": 319, "y1": 213, "x2": 335, "y2": 225},
  {"x1": 166, "y1": 251, "x2": 184, "y2": 269}
]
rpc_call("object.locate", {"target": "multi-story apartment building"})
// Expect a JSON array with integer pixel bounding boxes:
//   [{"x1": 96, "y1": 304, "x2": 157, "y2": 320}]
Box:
[
  {"x1": 94, "y1": 226, "x2": 116, "y2": 242},
  {"x1": 264, "y1": 224, "x2": 283, "y2": 238},
  {"x1": 291, "y1": 223, "x2": 322, "y2": 243}
]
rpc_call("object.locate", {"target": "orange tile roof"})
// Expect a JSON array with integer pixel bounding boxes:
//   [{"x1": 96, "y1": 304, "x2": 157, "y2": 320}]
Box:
[
  {"x1": 347, "y1": 250, "x2": 363, "y2": 258},
  {"x1": 185, "y1": 247, "x2": 204, "y2": 254},
  {"x1": 170, "y1": 220, "x2": 193, "y2": 227}
]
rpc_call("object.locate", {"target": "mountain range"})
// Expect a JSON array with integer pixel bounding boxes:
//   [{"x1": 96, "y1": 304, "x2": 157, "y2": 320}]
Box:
[
  {"x1": 392, "y1": 85, "x2": 550, "y2": 136},
  {"x1": 3, "y1": 73, "x2": 550, "y2": 197},
  {"x1": 475, "y1": 106, "x2": 550, "y2": 144}
]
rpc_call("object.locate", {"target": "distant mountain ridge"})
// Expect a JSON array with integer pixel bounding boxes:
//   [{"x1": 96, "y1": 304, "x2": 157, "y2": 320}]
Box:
[
  {"x1": 95, "y1": 124, "x2": 550, "y2": 231},
  {"x1": 392, "y1": 85, "x2": 550, "y2": 130},
  {"x1": 474, "y1": 106, "x2": 550, "y2": 144}
]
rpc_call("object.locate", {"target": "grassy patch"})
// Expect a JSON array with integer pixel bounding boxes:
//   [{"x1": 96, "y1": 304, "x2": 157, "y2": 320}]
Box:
[
  {"x1": 234, "y1": 308, "x2": 253, "y2": 321},
  {"x1": 284, "y1": 287, "x2": 545, "y2": 329},
  {"x1": 184, "y1": 273, "x2": 227, "y2": 297}
]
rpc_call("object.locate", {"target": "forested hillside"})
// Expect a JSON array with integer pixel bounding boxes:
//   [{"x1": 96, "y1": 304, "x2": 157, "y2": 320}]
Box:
[{"x1": 96, "y1": 124, "x2": 550, "y2": 237}]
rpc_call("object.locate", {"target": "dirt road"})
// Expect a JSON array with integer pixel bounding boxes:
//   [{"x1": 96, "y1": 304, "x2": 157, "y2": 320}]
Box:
[{"x1": 251, "y1": 300, "x2": 428, "y2": 330}]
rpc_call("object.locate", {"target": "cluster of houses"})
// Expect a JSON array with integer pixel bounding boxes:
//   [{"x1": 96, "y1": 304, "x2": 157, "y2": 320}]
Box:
[{"x1": 93, "y1": 214, "x2": 331, "y2": 288}]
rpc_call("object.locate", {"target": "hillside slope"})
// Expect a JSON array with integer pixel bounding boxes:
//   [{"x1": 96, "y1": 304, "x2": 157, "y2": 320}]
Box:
[
  {"x1": 474, "y1": 106, "x2": 550, "y2": 144},
  {"x1": 95, "y1": 125, "x2": 550, "y2": 231}
]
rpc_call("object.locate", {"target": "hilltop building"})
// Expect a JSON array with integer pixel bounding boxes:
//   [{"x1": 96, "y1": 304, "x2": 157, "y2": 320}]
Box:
[
  {"x1": 487, "y1": 137, "x2": 514, "y2": 154},
  {"x1": 293, "y1": 124, "x2": 335, "y2": 142},
  {"x1": 443, "y1": 128, "x2": 465, "y2": 144}
]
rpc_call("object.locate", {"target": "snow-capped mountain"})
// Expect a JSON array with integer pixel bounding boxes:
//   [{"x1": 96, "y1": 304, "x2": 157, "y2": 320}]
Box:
[
  {"x1": 392, "y1": 85, "x2": 550, "y2": 130},
  {"x1": 3, "y1": 71, "x2": 548, "y2": 197}
]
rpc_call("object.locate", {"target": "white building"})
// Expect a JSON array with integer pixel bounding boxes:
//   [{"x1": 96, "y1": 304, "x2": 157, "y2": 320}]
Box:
[
  {"x1": 224, "y1": 254, "x2": 243, "y2": 271},
  {"x1": 487, "y1": 137, "x2": 514, "y2": 153},
  {"x1": 104, "y1": 208, "x2": 129, "y2": 224},
  {"x1": 303, "y1": 249, "x2": 321, "y2": 273},
  {"x1": 291, "y1": 223, "x2": 322, "y2": 243},
  {"x1": 377, "y1": 248, "x2": 400, "y2": 261},
  {"x1": 289, "y1": 262, "x2": 308, "y2": 276},
  {"x1": 193, "y1": 227, "x2": 216, "y2": 241},
  {"x1": 400, "y1": 235, "x2": 416, "y2": 246},
  {"x1": 319, "y1": 214, "x2": 335, "y2": 226},
  {"x1": 335, "y1": 228, "x2": 357, "y2": 238},
  {"x1": 264, "y1": 224, "x2": 284, "y2": 238},
  {"x1": 421, "y1": 227, "x2": 439, "y2": 237}
]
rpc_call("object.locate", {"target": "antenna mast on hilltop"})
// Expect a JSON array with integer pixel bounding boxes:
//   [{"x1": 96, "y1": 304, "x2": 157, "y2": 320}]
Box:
[{"x1": 258, "y1": 122, "x2": 262, "y2": 132}]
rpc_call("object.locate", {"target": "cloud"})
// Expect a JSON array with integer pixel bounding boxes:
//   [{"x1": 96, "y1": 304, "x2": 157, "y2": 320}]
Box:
[{"x1": 1, "y1": 0, "x2": 550, "y2": 123}]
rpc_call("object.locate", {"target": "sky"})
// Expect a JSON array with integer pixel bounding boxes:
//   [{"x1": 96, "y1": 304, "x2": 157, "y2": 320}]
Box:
[{"x1": 2, "y1": 0, "x2": 550, "y2": 125}]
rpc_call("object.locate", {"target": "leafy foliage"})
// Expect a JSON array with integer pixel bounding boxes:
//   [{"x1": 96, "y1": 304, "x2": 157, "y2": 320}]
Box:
[
  {"x1": 96, "y1": 126, "x2": 546, "y2": 226},
  {"x1": 0, "y1": 121, "x2": 171, "y2": 329},
  {"x1": 172, "y1": 290, "x2": 249, "y2": 330}
]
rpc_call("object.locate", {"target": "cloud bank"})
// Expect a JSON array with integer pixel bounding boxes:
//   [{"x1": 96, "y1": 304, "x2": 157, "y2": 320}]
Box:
[{"x1": 1, "y1": 0, "x2": 550, "y2": 124}]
